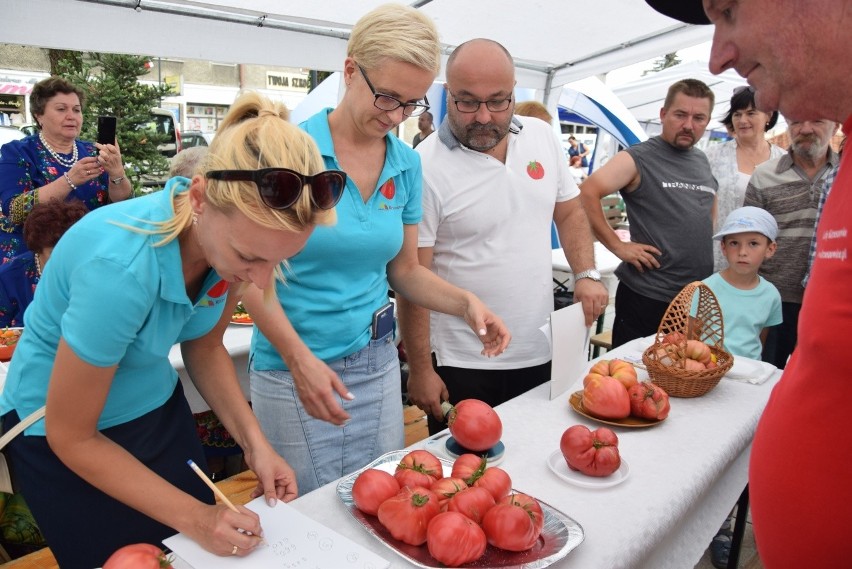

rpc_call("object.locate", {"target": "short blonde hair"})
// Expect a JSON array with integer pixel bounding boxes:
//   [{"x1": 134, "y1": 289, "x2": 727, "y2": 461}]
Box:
[
  {"x1": 135, "y1": 91, "x2": 335, "y2": 247},
  {"x1": 347, "y1": 4, "x2": 441, "y2": 74},
  {"x1": 515, "y1": 101, "x2": 553, "y2": 124}
]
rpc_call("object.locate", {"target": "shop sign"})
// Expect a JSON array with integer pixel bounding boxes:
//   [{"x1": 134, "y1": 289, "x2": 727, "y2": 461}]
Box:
[
  {"x1": 0, "y1": 74, "x2": 44, "y2": 96},
  {"x1": 266, "y1": 71, "x2": 309, "y2": 92},
  {"x1": 0, "y1": 94, "x2": 24, "y2": 110},
  {"x1": 164, "y1": 74, "x2": 182, "y2": 95}
]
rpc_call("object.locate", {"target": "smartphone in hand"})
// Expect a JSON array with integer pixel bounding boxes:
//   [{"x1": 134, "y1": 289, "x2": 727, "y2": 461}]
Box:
[{"x1": 97, "y1": 116, "x2": 117, "y2": 145}]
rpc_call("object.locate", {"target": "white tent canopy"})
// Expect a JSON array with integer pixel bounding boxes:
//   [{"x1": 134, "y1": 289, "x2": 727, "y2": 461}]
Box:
[
  {"x1": 7, "y1": 0, "x2": 711, "y2": 103},
  {"x1": 612, "y1": 60, "x2": 750, "y2": 134}
]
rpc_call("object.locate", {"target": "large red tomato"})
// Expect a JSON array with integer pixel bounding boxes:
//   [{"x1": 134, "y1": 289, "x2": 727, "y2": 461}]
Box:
[
  {"x1": 426, "y1": 511, "x2": 487, "y2": 566},
  {"x1": 481, "y1": 493, "x2": 544, "y2": 552},
  {"x1": 430, "y1": 477, "x2": 468, "y2": 509},
  {"x1": 628, "y1": 381, "x2": 671, "y2": 420},
  {"x1": 351, "y1": 468, "x2": 401, "y2": 516},
  {"x1": 446, "y1": 486, "x2": 496, "y2": 524},
  {"x1": 103, "y1": 544, "x2": 173, "y2": 569},
  {"x1": 582, "y1": 375, "x2": 630, "y2": 419},
  {"x1": 473, "y1": 466, "x2": 513, "y2": 501},
  {"x1": 450, "y1": 453, "x2": 486, "y2": 484},
  {"x1": 394, "y1": 449, "x2": 443, "y2": 488},
  {"x1": 377, "y1": 486, "x2": 441, "y2": 546},
  {"x1": 560, "y1": 424, "x2": 621, "y2": 477},
  {"x1": 585, "y1": 359, "x2": 638, "y2": 389},
  {"x1": 442, "y1": 399, "x2": 503, "y2": 451}
]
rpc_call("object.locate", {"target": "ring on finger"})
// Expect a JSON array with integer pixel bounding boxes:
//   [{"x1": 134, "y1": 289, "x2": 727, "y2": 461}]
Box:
[{"x1": 231, "y1": 545, "x2": 238, "y2": 555}]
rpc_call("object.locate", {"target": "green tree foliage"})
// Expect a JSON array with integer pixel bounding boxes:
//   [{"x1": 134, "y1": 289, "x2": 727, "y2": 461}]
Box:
[
  {"x1": 51, "y1": 51, "x2": 172, "y2": 194},
  {"x1": 643, "y1": 52, "x2": 682, "y2": 76}
]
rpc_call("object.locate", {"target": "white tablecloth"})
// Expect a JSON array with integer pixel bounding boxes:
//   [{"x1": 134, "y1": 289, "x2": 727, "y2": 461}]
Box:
[
  {"x1": 283, "y1": 340, "x2": 781, "y2": 569},
  {"x1": 171, "y1": 324, "x2": 254, "y2": 413},
  {"x1": 0, "y1": 325, "x2": 254, "y2": 409}
]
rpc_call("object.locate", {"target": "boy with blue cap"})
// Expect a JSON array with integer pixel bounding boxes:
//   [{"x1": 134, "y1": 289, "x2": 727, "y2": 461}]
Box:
[{"x1": 705, "y1": 205, "x2": 783, "y2": 361}]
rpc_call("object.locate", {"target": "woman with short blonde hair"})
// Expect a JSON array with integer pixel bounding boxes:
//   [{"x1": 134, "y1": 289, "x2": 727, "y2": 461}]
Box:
[{"x1": 246, "y1": 4, "x2": 510, "y2": 495}]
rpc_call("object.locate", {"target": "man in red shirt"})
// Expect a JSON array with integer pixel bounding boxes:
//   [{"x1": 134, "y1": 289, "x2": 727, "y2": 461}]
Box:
[{"x1": 645, "y1": 1, "x2": 852, "y2": 567}]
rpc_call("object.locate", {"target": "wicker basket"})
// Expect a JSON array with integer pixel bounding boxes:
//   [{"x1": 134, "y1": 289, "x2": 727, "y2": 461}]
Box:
[{"x1": 641, "y1": 282, "x2": 734, "y2": 397}]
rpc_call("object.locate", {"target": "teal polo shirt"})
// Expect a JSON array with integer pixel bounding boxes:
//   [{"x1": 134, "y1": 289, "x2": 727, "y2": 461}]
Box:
[
  {"x1": 0, "y1": 178, "x2": 230, "y2": 436},
  {"x1": 250, "y1": 108, "x2": 423, "y2": 368}
]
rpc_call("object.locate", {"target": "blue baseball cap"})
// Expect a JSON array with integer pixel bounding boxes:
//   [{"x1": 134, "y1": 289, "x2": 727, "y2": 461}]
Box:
[
  {"x1": 645, "y1": 0, "x2": 710, "y2": 25},
  {"x1": 714, "y1": 206, "x2": 778, "y2": 242}
]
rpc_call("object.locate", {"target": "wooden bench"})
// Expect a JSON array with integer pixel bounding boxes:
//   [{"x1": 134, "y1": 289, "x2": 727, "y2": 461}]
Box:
[{"x1": 590, "y1": 329, "x2": 613, "y2": 359}]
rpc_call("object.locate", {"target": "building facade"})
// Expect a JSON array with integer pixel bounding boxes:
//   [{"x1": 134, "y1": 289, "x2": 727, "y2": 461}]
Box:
[{"x1": 0, "y1": 45, "x2": 310, "y2": 132}]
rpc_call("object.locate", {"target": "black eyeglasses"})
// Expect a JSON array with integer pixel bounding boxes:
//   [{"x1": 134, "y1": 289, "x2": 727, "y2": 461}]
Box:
[
  {"x1": 357, "y1": 64, "x2": 430, "y2": 117},
  {"x1": 205, "y1": 168, "x2": 346, "y2": 210},
  {"x1": 449, "y1": 92, "x2": 514, "y2": 114}
]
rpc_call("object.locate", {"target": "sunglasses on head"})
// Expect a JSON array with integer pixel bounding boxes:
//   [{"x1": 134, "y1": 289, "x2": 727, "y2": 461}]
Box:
[{"x1": 205, "y1": 168, "x2": 346, "y2": 210}]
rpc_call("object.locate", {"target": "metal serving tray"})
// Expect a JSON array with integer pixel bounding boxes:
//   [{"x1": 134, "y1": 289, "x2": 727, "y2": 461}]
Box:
[{"x1": 336, "y1": 450, "x2": 585, "y2": 568}]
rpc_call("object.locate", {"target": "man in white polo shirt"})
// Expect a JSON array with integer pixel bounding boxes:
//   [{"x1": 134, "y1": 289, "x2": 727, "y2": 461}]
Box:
[{"x1": 396, "y1": 38, "x2": 608, "y2": 434}]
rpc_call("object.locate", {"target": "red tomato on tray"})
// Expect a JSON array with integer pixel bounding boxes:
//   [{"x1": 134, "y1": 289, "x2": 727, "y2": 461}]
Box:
[
  {"x1": 482, "y1": 492, "x2": 545, "y2": 552},
  {"x1": 352, "y1": 468, "x2": 400, "y2": 516},
  {"x1": 446, "y1": 486, "x2": 495, "y2": 524},
  {"x1": 377, "y1": 486, "x2": 441, "y2": 546},
  {"x1": 103, "y1": 544, "x2": 173, "y2": 569},
  {"x1": 426, "y1": 511, "x2": 487, "y2": 566},
  {"x1": 394, "y1": 449, "x2": 443, "y2": 488}
]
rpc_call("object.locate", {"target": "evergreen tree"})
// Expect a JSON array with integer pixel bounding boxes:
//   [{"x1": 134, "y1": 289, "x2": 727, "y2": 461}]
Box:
[
  {"x1": 643, "y1": 52, "x2": 682, "y2": 76},
  {"x1": 53, "y1": 51, "x2": 173, "y2": 194}
]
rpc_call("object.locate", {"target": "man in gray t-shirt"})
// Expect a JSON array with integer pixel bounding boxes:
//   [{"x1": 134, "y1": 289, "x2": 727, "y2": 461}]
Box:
[{"x1": 580, "y1": 79, "x2": 718, "y2": 348}]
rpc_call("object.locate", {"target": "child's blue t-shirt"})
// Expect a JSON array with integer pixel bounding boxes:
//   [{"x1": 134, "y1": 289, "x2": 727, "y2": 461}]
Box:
[
  {"x1": 703, "y1": 272, "x2": 783, "y2": 360},
  {"x1": 250, "y1": 108, "x2": 423, "y2": 368},
  {"x1": 0, "y1": 178, "x2": 230, "y2": 435}
]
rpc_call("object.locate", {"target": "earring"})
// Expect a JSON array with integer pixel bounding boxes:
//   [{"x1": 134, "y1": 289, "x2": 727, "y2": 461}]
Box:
[{"x1": 192, "y1": 214, "x2": 198, "y2": 225}]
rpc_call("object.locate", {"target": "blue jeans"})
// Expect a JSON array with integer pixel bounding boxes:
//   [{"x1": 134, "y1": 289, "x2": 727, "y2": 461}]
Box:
[{"x1": 250, "y1": 331, "x2": 402, "y2": 495}]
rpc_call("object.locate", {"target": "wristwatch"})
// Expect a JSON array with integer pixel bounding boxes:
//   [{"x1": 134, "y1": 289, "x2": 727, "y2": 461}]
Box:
[
  {"x1": 110, "y1": 176, "x2": 126, "y2": 185},
  {"x1": 574, "y1": 268, "x2": 602, "y2": 282}
]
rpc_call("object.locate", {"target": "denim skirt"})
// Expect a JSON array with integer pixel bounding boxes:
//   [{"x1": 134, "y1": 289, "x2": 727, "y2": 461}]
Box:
[{"x1": 250, "y1": 329, "x2": 402, "y2": 495}]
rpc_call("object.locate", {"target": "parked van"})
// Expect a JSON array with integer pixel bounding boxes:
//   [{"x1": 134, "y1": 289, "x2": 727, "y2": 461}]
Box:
[{"x1": 144, "y1": 108, "x2": 181, "y2": 157}]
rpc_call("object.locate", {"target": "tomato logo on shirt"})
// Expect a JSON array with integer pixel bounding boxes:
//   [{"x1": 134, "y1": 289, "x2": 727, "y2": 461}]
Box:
[
  {"x1": 207, "y1": 279, "x2": 229, "y2": 298},
  {"x1": 379, "y1": 178, "x2": 396, "y2": 199},
  {"x1": 527, "y1": 161, "x2": 545, "y2": 180}
]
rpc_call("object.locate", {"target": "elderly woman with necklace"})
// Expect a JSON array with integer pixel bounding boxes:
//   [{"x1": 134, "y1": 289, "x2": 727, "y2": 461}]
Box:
[{"x1": 0, "y1": 76, "x2": 131, "y2": 262}]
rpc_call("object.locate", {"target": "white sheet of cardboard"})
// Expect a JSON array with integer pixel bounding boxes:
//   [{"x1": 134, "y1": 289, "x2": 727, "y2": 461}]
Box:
[
  {"x1": 163, "y1": 497, "x2": 390, "y2": 569},
  {"x1": 549, "y1": 303, "x2": 591, "y2": 400}
]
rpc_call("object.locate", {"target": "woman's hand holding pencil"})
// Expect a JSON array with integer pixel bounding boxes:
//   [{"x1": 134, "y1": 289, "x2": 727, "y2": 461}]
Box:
[{"x1": 187, "y1": 459, "x2": 266, "y2": 556}]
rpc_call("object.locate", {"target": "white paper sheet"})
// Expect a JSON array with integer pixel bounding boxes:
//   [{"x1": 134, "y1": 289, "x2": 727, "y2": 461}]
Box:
[
  {"x1": 163, "y1": 497, "x2": 390, "y2": 569},
  {"x1": 549, "y1": 303, "x2": 591, "y2": 400}
]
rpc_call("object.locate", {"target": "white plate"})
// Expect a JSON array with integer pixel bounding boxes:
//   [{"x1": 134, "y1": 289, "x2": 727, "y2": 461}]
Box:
[{"x1": 546, "y1": 449, "x2": 630, "y2": 489}]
